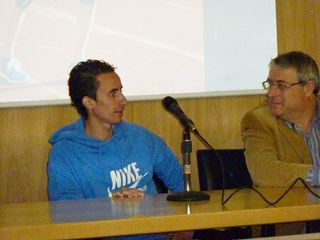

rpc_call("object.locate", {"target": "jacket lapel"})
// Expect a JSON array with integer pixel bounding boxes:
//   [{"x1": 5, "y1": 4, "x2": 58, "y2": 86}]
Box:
[{"x1": 277, "y1": 119, "x2": 313, "y2": 164}]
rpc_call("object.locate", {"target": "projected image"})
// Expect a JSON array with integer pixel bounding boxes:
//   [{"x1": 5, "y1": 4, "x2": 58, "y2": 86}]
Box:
[
  {"x1": 0, "y1": 0, "x2": 32, "y2": 84},
  {"x1": 0, "y1": 0, "x2": 277, "y2": 106},
  {"x1": 0, "y1": 0, "x2": 204, "y2": 104}
]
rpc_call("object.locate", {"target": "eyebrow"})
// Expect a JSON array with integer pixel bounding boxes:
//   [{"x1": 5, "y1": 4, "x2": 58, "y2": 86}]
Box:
[
  {"x1": 267, "y1": 79, "x2": 287, "y2": 83},
  {"x1": 108, "y1": 86, "x2": 123, "y2": 94}
]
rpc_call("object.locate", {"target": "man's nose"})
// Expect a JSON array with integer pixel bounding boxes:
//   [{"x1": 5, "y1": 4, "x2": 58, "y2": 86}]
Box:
[
  {"x1": 267, "y1": 85, "x2": 280, "y2": 98},
  {"x1": 120, "y1": 92, "x2": 128, "y2": 106}
]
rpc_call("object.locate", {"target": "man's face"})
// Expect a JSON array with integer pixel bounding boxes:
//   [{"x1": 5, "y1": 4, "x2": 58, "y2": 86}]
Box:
[
  {"x1": 266, "y1": 65, "x2": 308, "y2": 121},
  {"x1": 86, "y1": 72, "x2": 128, "y2": 126}
]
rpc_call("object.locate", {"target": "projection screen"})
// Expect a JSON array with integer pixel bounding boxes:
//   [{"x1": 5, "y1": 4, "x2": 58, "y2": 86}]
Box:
[{"x1": 0, "y1": 0, "x2": 276, "y2": 107}]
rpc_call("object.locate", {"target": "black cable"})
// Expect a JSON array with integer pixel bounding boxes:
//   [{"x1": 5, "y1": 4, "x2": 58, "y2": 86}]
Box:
[
  {"x1": 192, "y1": 128, "x2": 227, "y2": 205},
  {"x1": 222, "y1": 177, "x2": 320, "y2": 206},
  {"x1": 192, "y1": 129, "x2": 320, "y2": 206}
]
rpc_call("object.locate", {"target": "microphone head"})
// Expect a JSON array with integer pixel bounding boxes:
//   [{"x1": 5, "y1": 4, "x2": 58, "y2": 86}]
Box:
[
  {"x1": 162, "y1": 96, "x2": 177, "y2": 111},
  {"x1": 162, "y1": 96, "x2": 196, "y2": 130}
]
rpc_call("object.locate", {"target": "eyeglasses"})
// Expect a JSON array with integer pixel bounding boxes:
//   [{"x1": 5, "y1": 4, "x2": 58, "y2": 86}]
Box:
[{"x1": 262, "y1": 80, "x2": 306, "y2": 90}]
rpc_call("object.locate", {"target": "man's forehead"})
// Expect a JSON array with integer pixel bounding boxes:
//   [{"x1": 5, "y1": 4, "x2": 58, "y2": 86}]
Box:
[
  {"x1": 268, "y1": 66, "x2": 298, "y2": 81},
  {"x1": 96, "y1": 72, "x2": 121, "y2": 86}
]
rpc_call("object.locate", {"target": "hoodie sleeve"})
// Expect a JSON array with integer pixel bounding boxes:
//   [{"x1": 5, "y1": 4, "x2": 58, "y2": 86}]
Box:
[
  {"x1": 151, "y1": 135, "x2": 184, "y2": 193},
  {"x1": 48, "y1": 147, "x2": 85, "y2": 201}
]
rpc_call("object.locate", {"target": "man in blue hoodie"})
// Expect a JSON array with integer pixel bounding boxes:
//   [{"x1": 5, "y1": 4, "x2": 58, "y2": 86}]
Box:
[{"x1": 48, "y1": 59, "x2": 188, "y2": 239}]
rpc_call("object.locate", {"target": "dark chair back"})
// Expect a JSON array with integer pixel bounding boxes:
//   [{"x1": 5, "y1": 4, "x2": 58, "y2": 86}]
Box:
[
  {"x1": 196, "y1": 149, "x2": 275, "y2": 238},
  {"x1": 153, "y1": 175, "x2": 168, "y2": 193},
  {"x1": 197, "y1": 149, "x2": 252, "y2": 191}
]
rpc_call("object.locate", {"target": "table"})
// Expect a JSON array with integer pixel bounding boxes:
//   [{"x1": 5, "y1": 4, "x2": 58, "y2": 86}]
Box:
[{"x1": 1, "y1": 187, "x2": 320, "y2": 239}]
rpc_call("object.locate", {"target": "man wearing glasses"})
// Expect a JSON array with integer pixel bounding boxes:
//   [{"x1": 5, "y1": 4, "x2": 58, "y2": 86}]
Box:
[{"x1": 241, "y1": 51, "x2": 320, "y2": 188}]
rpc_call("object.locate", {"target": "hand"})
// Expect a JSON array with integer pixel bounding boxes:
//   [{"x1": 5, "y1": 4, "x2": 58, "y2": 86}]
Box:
[{"x1": 111, "y1": 188, "x2": 145, "y2": 199}]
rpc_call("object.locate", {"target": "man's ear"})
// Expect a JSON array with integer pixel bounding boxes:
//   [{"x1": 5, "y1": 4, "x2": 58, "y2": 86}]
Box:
[
  {"x1": 82, "y1": 96, "x2": 95, "y2": 109},
  {"x1": 305, "y1": 80, "x2": 316, "y2": 96}
]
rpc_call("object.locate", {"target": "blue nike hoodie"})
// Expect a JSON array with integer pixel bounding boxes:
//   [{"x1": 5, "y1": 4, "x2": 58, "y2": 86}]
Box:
[
  {"x1": 48, "y1": 118, "x2": 184, "y2": 200},
  {"x1": 48, "y1": 118, "x2": 184, "y2": 239}
]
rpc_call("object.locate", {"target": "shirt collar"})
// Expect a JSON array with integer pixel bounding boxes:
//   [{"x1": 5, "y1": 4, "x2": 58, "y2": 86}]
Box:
[{"x1": 284, "y1": 99, "x2": 320, "y2": 134}]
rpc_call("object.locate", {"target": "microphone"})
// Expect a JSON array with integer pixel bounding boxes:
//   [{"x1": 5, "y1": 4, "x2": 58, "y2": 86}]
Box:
[
  {"x1": 162, "y1": 96, "x2": 210, "y2": 201},
  {"x1": 162, "y1": 96, "x2": 196, "y2": 131}
]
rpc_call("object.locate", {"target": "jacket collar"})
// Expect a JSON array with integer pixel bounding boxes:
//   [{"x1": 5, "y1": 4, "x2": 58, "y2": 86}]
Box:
[{"x1": 277, "y1": 118, "x2": 313, "y2": 164}]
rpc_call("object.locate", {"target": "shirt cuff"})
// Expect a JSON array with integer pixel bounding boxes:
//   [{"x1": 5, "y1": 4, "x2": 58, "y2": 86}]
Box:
[{"x1": 306, "y1": 166, "x2": 320, "y2": 186}]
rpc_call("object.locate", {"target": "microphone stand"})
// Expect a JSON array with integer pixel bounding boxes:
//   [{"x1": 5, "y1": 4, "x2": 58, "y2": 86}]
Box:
[{"x1": 167, "y1": 127, "x2": 210, "y2": 201}]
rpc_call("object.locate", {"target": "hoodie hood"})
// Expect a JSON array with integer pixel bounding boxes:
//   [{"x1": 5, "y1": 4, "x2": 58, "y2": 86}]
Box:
[{"x1": 49, "y1": 118, "x2": 126, "y2": 148}]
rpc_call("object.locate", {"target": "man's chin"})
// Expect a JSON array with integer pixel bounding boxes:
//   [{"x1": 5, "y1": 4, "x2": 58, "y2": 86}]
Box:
[
  {"x1": 113, "y1": 117, "x2": 123, "y2": 124},
  {"x1": 270, "y1": 107, "x2": 282, "y2": 118}
]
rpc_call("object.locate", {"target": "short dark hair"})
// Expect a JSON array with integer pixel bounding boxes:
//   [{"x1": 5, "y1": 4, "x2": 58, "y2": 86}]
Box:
[
  {"x1": 270, "y1": 51, "x2": 320, "y2": 94},
  {"x1": 68, "y1": 59, "x2": 116, "y2": 119}
]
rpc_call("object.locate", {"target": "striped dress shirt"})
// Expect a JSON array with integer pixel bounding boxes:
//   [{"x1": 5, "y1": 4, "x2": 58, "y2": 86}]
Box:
[{"x1": 285, "y1": 100, "x2": 320, "y2": 186}]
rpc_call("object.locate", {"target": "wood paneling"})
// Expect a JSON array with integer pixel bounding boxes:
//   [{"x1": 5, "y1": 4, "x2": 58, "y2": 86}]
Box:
[
  {"x1": 276, "y1": 0, "x2": 320, "y2": 62},
  {"x1": 0, "y1": 0, "x2": 319, "y2": 203},
  {"x1": 131, "y1": 95, "x2": 265, "y2": 190},
  {"x1": 0, "y1": 106, "x2": 78, "y2": 203}
]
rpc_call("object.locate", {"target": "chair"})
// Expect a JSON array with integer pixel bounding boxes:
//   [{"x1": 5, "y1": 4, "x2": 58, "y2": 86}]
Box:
[
  {"x1": 194, "y1": 149, "x2": 275, "y2": 239},
  {"x1": 306, "y1": 220, "x2": 320, "y2": 233},
  {"x1": 153, "y1": 174, "x2": 168, "y2": 194},
  {"x1": 197, "y1": 149, "x2": 252, "y2": 191}
]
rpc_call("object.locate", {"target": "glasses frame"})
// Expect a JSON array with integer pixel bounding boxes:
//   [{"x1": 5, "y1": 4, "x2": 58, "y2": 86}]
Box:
[{"x1": 262, "y1": 80, "x2": 307, "y2": 90}]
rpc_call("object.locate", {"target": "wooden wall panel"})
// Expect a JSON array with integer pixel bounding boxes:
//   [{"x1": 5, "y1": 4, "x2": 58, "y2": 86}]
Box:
[
  {"x1": 131, "y1": 95, "x2": 265, "y2": 190},
  {"x1": 0, "y1": 106, "x2": 77, "y2": 203},
  {"x1": 276, "y1": 0, "x2": 320, "y2": 62},
  {"x1": 0, "y1": 0, "x2": 319, "y2": 203}
]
